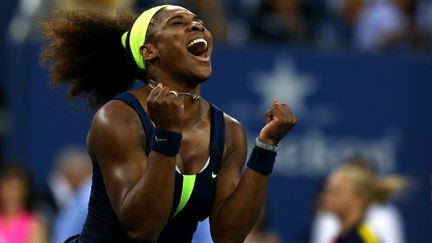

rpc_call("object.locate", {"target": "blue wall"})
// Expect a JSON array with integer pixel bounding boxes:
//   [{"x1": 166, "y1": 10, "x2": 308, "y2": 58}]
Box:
[{"x1": 4, "y1": 42, "x2": 432, "y2": 242}]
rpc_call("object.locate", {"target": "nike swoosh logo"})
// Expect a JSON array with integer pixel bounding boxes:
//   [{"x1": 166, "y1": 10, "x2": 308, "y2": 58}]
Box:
[
  {"x1": 154, "y1": 136, "x2": 167, "y2": 142},
  {"x1": 211, "y1": 171, "x2": 217, "y2": 179}
]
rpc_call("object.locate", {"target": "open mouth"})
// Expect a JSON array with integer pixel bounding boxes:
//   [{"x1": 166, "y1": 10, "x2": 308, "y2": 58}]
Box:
[{"x1": 187, "y1": 38, "x2": 209, "y2": 60}]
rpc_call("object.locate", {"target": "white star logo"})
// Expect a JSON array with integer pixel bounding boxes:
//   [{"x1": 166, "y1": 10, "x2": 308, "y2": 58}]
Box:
[{"x1": 252, "y1": 59, "x2": 316, "y2": 118}]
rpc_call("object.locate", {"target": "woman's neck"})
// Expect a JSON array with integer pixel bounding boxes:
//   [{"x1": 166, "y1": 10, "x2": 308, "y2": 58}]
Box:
[
  {"x1": 147, "y1": 79, "x2": 201, "y2": 100},
  {"x1": 0, "y1": 203, "x2": 25, "y2": 219},
  {"x1": 148, "y1": 69, "x2": 202, "y2": 93},
  {"x1": 145, "y1": 78, "x2": 207, "y2": 129},
  {"x1": 339, "y1": 207, "x2": 364, "y2": 234}
]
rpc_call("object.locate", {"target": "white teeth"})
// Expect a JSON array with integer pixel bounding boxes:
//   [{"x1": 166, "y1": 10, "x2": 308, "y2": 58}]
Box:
[{"x1": 188, "y1": 38, "x2": 208, "y2": 49}]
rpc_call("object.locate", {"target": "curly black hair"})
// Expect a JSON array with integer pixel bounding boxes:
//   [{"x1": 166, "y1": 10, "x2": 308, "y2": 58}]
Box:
[{"x1": 40, "y1": 8, "x2": 143, "y2": 107}]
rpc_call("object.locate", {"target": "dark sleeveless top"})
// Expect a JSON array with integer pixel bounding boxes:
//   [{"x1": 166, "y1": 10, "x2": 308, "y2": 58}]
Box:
[
  {"x1": 334, "y1": 221, "x2": 379, "y2": 243},
  {"x1": 79, "y1": 92, "x2": 225, "y2": 243}
]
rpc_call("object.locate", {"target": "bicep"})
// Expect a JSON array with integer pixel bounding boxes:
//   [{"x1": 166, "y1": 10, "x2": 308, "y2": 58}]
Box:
[
  {"x1": 210, "y1": 118, "x2": 247, "y2": 222},
  {"x1": 88, "y1": 103, "x2": 148, "y2": 214}
]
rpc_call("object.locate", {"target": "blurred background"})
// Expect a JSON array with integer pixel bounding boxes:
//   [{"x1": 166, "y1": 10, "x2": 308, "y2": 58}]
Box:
[{"x1": 0, "y1": 0, "x2": 431, "y2": 242}]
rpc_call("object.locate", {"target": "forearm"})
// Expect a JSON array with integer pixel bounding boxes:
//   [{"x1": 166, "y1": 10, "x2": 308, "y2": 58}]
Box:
[
  {"x1": 29, "y1": 218, "x2": 48, "y2": 243},
  {"x1": 212, "y1": 169, "x2": 268, "y2": 242},
  {"x1": 119, "y1": 152, "x2": 176, "y2": 240},
  {"x1": 210, "y1": 99, "x2": 296, "y2": 242}
]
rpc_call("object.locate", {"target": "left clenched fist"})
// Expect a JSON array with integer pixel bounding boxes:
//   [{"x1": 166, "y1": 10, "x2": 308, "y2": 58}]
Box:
[{"x1": 258, "y1": 99, "x2": 297, "y2": 145}]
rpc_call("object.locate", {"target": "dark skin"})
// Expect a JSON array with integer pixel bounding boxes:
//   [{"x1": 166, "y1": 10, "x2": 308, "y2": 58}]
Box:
[{"x1": 87, "y1": 6, "x2": 296, "y2": 243}]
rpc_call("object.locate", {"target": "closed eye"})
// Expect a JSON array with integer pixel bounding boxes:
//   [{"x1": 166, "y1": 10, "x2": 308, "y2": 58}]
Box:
[{"x1": 167, "y1": 15, "x2": 185, "y2": 26}]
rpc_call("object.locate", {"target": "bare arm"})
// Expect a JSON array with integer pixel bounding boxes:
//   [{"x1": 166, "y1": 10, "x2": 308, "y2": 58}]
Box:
[
  {"x1": 88, "y1": 85, "x2": 184, "y2": 242},
  {"x1": 210, "y1": 100, "x2": 296, "y2": 242},
  {"x1": 28, "y1": 216, "x2": 49, "y2": 243}
]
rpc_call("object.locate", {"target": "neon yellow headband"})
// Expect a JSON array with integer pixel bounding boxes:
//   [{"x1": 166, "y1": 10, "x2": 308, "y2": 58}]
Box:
[{"x1": 121, "y1": 5, "x2": 171, "y2": 70}]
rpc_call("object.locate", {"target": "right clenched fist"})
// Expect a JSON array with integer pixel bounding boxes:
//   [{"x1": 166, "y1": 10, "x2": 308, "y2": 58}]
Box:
[{"x1": 147, "y1": 83, "x2": 184, "y2": 133}]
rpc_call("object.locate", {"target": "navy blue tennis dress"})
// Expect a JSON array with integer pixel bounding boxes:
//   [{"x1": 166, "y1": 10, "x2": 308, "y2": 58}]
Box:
[{"x1": 73, "y1": 92, "x2": 225, "y2": 243}]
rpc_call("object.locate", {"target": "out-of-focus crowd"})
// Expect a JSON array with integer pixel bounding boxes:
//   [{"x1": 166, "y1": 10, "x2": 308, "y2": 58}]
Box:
[
  {"x1": 0, "y1": 147, "x2": 409, "y2": 243},
  {"x1": 7, "y1": 0, "x2": 432, "y2": 52},
  {"x1": 194, "y1": 158, "x2": 409, "y2": 243},
  {"x1": 0, "y1": 146, "x2": 92, "y2": 243}
]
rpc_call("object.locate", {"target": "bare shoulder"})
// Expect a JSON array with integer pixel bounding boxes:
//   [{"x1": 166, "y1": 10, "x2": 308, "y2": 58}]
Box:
[
  {"x1": 88, "y1": 100, "x2": 145, "y2": 155},
  {"x1": 29, "y1": 213, "x2": 47, "y2": 227},
  {"x1": 223, "y1": 113, "x2": 246, "y2": 137},
  {"x1": 91, "y1": 100, "x2": 140, "y2": 131},
  {"x1": 222, "y1": 112, "x2": 247, "y2": 162}
]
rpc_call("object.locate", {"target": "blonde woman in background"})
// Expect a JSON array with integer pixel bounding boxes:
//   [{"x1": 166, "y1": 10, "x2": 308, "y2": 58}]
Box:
[{"x1": 319, "y1": 162, "x2": 408, "y2": 243}]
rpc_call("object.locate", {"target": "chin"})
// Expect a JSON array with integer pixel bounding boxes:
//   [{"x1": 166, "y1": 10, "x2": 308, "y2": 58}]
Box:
[{"x1": 193, "y1": 67, "x2": 212, "y2": 83}]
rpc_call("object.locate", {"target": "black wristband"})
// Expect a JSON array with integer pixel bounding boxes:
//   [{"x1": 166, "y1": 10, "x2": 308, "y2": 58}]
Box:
[
  {"x1": 150, "y1": 128, "x2": 182, "y2": 157},
  {"x1": 247, "y1": 146, "x2": 277, "y2": 175}
]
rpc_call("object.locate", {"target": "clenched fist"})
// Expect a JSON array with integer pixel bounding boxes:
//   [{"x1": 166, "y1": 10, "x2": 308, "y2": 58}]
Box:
[
  {"x1": 147, "y1": 83, "x2": 184, "y2": 133},
  {"x1": 259, "y1": 99, "x2": 296, "y2": 145}
]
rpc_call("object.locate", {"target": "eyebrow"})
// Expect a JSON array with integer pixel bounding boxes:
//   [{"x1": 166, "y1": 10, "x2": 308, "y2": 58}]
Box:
[{"x1": 166, "y1": 14, "x2": 201, "y2": 23}]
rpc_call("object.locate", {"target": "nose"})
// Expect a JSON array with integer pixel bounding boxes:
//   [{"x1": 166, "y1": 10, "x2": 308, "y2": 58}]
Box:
[{"x1": 189, "y1": 21, "x2": 205, "y2": 32}]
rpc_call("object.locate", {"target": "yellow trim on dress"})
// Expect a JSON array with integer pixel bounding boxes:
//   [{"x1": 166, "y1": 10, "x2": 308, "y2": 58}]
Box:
[{"x1": 358, "y1": 222, "x2": 379, "y2": 243}]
